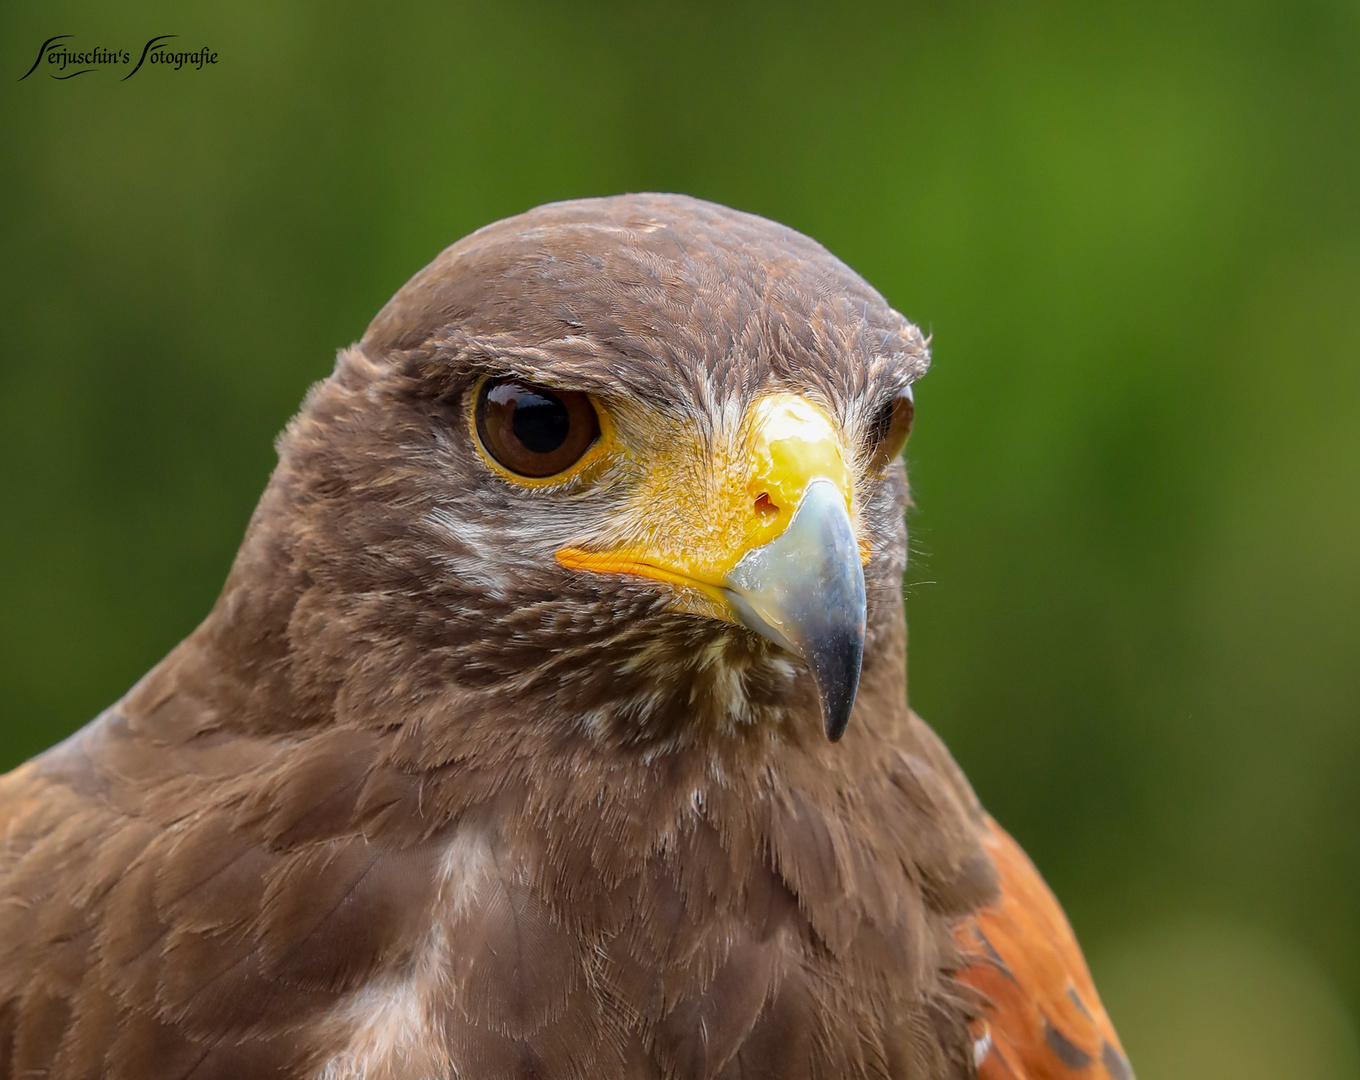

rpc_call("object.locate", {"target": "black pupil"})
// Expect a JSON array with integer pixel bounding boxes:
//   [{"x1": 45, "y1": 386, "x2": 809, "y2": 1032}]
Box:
[{"x1": 512, "y1": 391, "x2": 570, "y2": 454}]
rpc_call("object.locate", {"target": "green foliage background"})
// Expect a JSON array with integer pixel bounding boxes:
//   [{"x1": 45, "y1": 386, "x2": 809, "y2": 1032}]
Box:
[{"x1": 2, "y1": 3, "x2": 1358, "y2": 1075}]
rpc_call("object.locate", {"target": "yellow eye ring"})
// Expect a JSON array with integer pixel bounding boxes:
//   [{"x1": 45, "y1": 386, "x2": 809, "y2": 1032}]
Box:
[{"x1": 468, "y1": 374, "x2": 617, "y2": 488}]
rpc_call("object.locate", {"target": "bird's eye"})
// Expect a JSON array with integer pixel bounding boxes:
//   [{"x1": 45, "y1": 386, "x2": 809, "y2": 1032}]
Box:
[
  {"x1": 474, "y1": 377, "x2": 601, "y2": 479},
  {"x1": 866, "y1": 387, "x2": 914, "y2": 472}
]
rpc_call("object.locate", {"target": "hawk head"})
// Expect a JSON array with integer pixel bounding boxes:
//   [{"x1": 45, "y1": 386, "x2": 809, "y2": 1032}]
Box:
[{"x1": 249, "y1": 194, "x2": 926, "y2": 751}]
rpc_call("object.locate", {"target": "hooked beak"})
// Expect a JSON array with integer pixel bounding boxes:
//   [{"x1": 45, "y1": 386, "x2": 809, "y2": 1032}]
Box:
[
  {"x1": 557, "y1": 393, "x2": 867, "y2": 740},
  {"x1": 722, "y1": 479, "x2": 866, "y2": 740}
]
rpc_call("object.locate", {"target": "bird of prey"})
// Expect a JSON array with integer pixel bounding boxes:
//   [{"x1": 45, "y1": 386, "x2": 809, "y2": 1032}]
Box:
[{"x1": 0, "y1": 194, "x2": 1133, "y2": 1080}]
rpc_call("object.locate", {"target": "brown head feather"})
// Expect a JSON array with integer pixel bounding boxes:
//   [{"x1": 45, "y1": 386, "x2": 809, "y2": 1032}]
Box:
[{"x1": 0, "y1": 194, "x2": 1123, "y2": 1080}]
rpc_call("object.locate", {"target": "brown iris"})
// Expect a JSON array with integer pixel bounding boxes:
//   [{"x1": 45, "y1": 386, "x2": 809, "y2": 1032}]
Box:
[
  {"x1": 867, "y1": 387, "x2": 915, "y2": 472},
  {"x1": 474, "y1": 377, "x2": 601, "y2": 479}
]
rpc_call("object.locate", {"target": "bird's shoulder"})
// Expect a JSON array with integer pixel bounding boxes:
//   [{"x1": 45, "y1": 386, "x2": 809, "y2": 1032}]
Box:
[
  {"x1": 0, "y1": 699, "x2": 449, "y2": 1080},
  {"x1": 955, "y1": 818, "x2": 1134, "y2": 1080}
]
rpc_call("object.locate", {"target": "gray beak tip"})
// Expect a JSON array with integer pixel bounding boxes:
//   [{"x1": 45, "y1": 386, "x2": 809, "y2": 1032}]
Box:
[
  {"x1": 806, "y1": 613, "x2": 863, "y2": 741},
  {"x1": 723, "y1": 480, "x2": 867, "y2": 742}
]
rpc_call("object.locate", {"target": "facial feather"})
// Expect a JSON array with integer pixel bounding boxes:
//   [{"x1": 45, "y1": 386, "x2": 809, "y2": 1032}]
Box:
[{"x1": 0, "y1": 194, "x2": 1021, "y2": 1080}]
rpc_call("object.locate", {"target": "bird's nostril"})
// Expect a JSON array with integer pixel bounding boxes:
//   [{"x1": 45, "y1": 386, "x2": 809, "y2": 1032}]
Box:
[{"x1": 753, "y1": 492, "x2": 778, "y2": 517}]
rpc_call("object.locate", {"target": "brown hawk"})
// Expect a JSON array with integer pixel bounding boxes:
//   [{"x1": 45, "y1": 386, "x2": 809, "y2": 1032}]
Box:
[{"x1": 0, "y1": 194, "x2": 1132, "y2": 1080}]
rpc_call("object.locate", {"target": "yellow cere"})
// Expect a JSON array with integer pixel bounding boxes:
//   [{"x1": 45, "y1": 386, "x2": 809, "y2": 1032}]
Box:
[
  {"x1": 556, "y1": 393, "x2": 860, "y2": 615},
  {"x1": 741, "y1": 394, "x2": 853, "y2": 551}
]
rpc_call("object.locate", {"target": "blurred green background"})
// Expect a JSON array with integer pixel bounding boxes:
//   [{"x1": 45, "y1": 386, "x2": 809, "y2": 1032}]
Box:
[{"x1": 2, "y1": 2, "x2": 1358, "y2": 1075}]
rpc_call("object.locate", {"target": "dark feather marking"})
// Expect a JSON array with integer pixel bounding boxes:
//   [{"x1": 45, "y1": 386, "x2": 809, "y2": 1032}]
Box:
[
  {"x1": 1101, "y1": 1040, "x2": 1134, "y2": 1080},
  {"x1": 1068, "y1": 984, "x2": 1094, "y2": 1020},
  {"x1": 0, "y1": 194, "x2": 1132, "y2": 1080},
  {"x1": 1044, "y1": 1018, "x2": 1094, "y2": 1070},
  {"x1": 960, "y1": 821, "x2": 1131, "y2": 1080},
  {"x1": 975, "y1": 928, "x2": 1016, "y2": 983}
]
